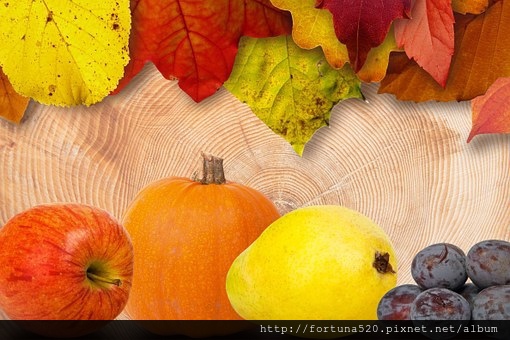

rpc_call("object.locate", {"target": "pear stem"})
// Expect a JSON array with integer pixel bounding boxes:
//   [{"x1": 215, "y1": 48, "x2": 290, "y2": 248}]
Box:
[
  {"x1": 373, "y1": 252, "x2": 396, "y2": 274},
  {"x1": 86, "y1": 271, "x2": 122, "y2": 286}
]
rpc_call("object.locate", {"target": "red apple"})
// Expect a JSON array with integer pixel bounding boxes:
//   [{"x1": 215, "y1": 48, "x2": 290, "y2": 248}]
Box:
[{"x1": 0, "y1": 203, "x2": 134, "y2": 337}]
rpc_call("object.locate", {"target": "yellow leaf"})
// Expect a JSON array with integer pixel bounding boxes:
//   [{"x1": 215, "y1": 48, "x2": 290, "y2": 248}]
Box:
[
  {"x1": 270, "y1": 0, "x2": 349, "y2": 69},
  {"x1": 0, "y1": 1, "x2": 131, "y2": 106},
  {"x1": 357, "y1": 26, "x2": 401, "y2": 83}
]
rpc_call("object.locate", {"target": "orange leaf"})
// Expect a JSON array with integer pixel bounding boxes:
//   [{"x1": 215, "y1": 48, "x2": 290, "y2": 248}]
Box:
[
  {"x1": 379, "y1": 1, "x2": 510, "y2": 102},
  {"x1": 0, "y1": 67, "x2": 29, "y2": 124},
  {"x1": 452, "y1": 0, "x2": 489, "y2": 14},
  {"x1": 394, "y1": 0, "x2": 455, "y2": 87},
  {"x1": 468, "y1": 77, "x2": 510, "y2": 142}
]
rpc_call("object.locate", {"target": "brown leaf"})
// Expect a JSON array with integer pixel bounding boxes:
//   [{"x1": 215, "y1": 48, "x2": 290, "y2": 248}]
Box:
[
  {"x1": 0, "y1": 67, "x2": 29, "y2": 124},
  {"x1": 379, "y1": 1, "x2": 510, "y2": 102},
  {"x1": 468, "y1": 77, "x2": 510, "y2": 142}
]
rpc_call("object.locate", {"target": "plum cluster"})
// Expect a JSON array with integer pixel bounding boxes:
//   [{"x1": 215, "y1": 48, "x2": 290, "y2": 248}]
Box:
[{"x1": 377, "y1": 240, "x2": 510, "y2": 322}]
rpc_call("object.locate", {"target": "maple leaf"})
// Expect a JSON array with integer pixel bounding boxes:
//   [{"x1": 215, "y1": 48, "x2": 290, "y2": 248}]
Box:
[
  {"x1": 0, "y1": 67, "x2": 30, "y2": 124},
  {"x1": 394, "y1": 0, "x2": 455, "y2": 87},
  {"x1": 379, "y1": 1, "x2": 510, "y2": 102},
  {"x1": 468, "y1": 77, "x2": 510, "y2": 142},
  {"x1": 224, "y1": 35, "x2": 362, "y2": 156},
  {"x1": 0, "y1": 0, "x2": 131, "y2": 107},
  {"x1": 115, "y1": 0, "x2": 292, "y2": 102},
  {"x1": 315, "y1": 0, "x2": 411, "y2": 72}
]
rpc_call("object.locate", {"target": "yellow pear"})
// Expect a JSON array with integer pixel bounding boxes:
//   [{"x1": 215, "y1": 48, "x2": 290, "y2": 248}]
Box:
[{"x1": 226, "y1": 205, "x2": 397, "y2": 320}]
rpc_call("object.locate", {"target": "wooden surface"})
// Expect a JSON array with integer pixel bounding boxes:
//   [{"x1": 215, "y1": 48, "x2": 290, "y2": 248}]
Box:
[{"x1": 1, "y1": 63, "x2": 509, "y2": 321}]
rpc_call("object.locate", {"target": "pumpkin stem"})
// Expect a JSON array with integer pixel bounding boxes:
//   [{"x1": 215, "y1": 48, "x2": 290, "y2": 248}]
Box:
[{"x1": 200, "y1": 153, "x2": 226, "y2": 185}]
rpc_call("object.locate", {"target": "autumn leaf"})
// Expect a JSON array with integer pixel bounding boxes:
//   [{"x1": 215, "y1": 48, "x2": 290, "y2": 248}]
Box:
[
  {"x1": 0, "y1": 67, "x2": 30, "y2": 124},
  {"x1": 269, "y1": 0, "x2": 399, "y2": 83},
  {"x1": 468, "y1": 77, "x2": 510, "y2": 142},
  {"x1": 357, "y1": 26, "x2": 401, "y2": 83},
  {"x1": 394, "y1": 0, "x2": 455, "y2": 87},
  {"x1": 379, "y1": 1, "x2": 510, "y2": 102},
  {"x1": 114, "y1": 0, "x2": 291, "y2": 102},
  {"x1": 452, "y1": 0, "x2": 489, "y2": 14},
  {"x1": 224, "y1": 36, "x2": 362, "y2": 156},
  {"x1": 243, "y1": 0, "x2": 293, "y2": 37},
  {"x1": 270, "y1": 0, "x2": 348, "y2": 69},
  {"x1": 315, "y1": 0, "x2": 411, "y2": 72},
  {"x1": 0, "y1": 0, "x2": 131, "y2": 107}
]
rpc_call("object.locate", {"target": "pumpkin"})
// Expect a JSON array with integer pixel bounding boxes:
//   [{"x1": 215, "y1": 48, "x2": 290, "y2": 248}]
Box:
[{"x1": 121, "y1": 153, "x2": 280, "y2": 336}]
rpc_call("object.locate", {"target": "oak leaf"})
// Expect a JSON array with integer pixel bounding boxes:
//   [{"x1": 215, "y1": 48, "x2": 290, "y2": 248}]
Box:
[
  {"x1": 315, "y1": 0, "x2": 411, "y2": 72},
  {"x1": 115, "y1": 0, "x2": 292, "y2": 102},
  {"x1": 357, "y1": 27, "x2": 401, "y2": 83},
  {"x1": 270, "y1": 0, "x2": 400, "y2": 83},
  {"x1": 379, "y1": 1, "x2": 510, "y2": 102},
  {"x1": 0, "y1": 0, "x2": 131, "y2": 106},
  {"x1": 0, "y1": 67, "x2": 30, "y2": 124},
  {"x1": 394, "y1": 0, "x2": 455, "y2": 87},
  {"x1": 224, "y1": 36, "x2": 362, "y2": 156},
  {"x1": 270, "y1": 0, "x2": 349, "y2": 69},
  {"x1": 468, "y1": 77, "x2": 510, "y2": 142}
]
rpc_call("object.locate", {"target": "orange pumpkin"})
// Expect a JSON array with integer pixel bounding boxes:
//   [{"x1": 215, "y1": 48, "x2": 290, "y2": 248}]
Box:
[{"x1": 122, "y1": 154, "x2": 280, "y2": 336}]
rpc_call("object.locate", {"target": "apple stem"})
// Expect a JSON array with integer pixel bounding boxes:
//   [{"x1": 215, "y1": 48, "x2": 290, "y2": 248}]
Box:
[{"x1": 86, "y1": 271, "x2": 122, "y2": 286}]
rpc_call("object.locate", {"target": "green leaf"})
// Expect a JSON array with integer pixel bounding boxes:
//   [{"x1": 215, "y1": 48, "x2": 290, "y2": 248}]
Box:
[{"x1": 225, "y1": 35, "x2": 362, "y2": 156}]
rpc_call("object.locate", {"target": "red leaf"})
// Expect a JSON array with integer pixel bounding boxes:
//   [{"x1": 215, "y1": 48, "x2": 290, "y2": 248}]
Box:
[
  {"x1": 468, "y1": 77, "x2": 510, "y2": 142},
  {"x1": 394, "y1": 0, "x2": 455, "y2": 87},
  {"x1": 115, "y1": 0, "x2": 291, "y2": 102},
  {"x1": 315, "y1": 0, "x2": 411, "y2": 72}
]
